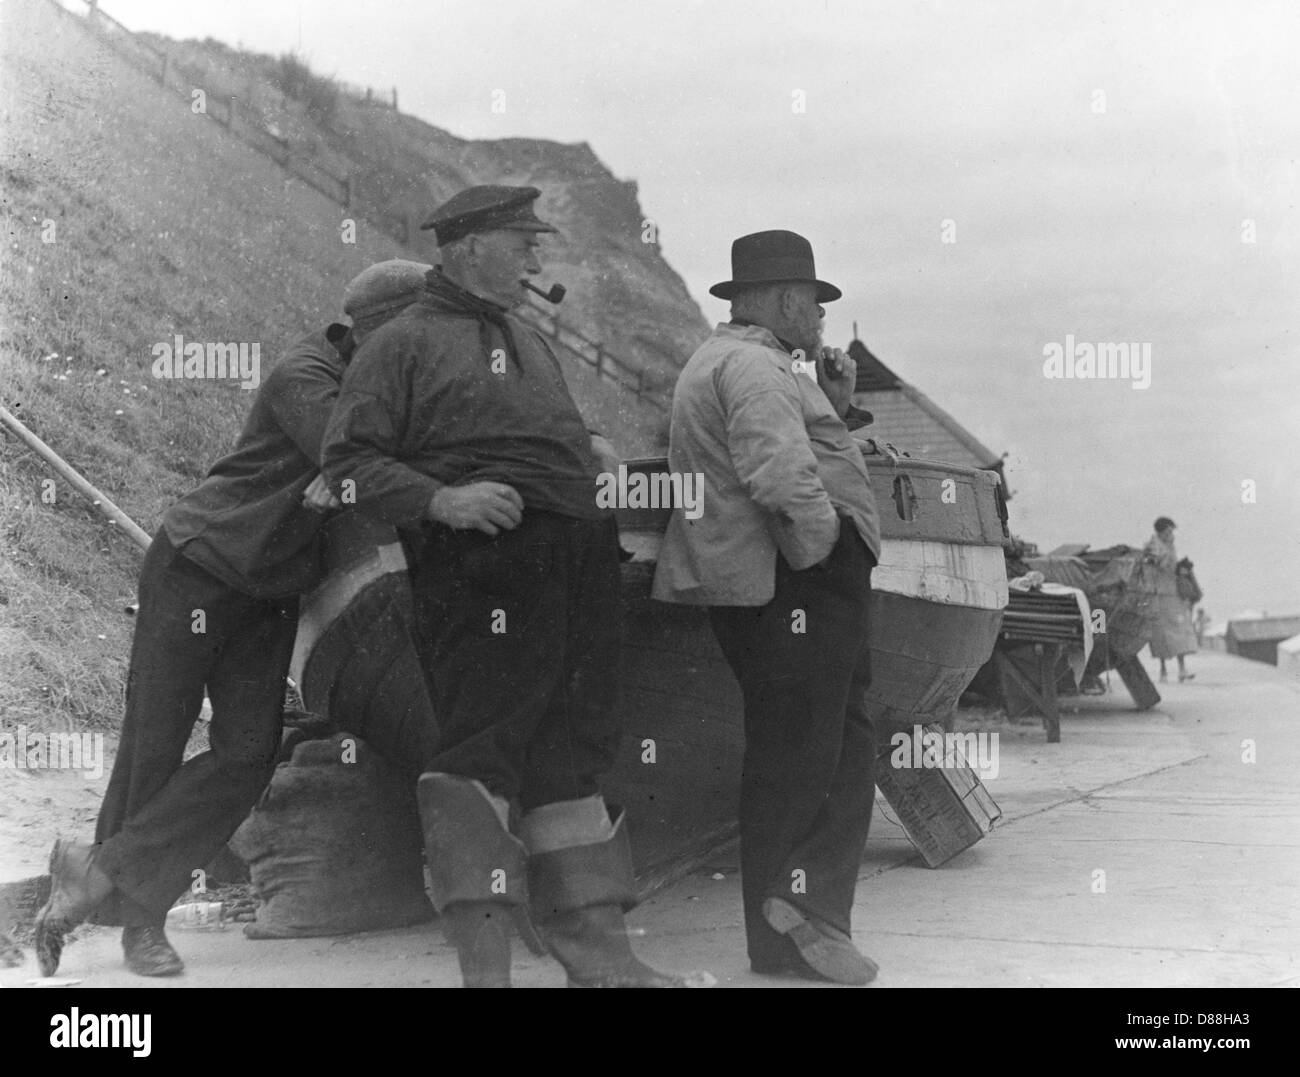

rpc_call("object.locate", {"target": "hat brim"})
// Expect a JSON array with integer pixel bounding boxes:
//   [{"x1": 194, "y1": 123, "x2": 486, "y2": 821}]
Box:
[
  {"x1": 709, "y1": 277, "x2": 842, "y2": 303},
  {"x1": 418, "y1": 219, "x2": 559, "y2": 236},
  {"x1": 498, "y1": 221, "x2": 558, "y2": 234}
]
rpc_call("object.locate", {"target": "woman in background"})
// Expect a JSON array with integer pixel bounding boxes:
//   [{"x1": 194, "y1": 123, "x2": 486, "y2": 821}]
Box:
[{"x1": 1144, "y1": 516, "x2": 1198, "y2": 682}]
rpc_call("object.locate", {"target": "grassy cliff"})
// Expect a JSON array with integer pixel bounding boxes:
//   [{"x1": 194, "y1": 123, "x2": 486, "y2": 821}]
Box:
[
  {"x1": 142, "y1": 32, "x2": 711, "y2": 390},
  {"x1": 0, "y1": 0, "x2": 704, "y2": 734}
]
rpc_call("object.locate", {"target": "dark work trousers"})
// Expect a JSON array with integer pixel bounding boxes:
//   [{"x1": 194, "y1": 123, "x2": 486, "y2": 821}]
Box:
[
  {"x1": 411, "y1": 511, "x2": 622, "y2": 811},
  {"x1": 300, "y1": 573, "x2": 441, "y2": 779},
  {"x1": 92, "y1": 530, "x2": 297, "y2": 926},
  {"x1": 708, "y1": 520, "x2": 877, "y2": 968}
]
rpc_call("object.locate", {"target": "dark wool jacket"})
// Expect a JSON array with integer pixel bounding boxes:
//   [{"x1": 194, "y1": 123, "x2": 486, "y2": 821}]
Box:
[
  {"x1": 320, "y1": 289, "x2": 605, "y2": 530},
  {"x1": 162, "y1": 323, "x2": 354, "y2": 599}
]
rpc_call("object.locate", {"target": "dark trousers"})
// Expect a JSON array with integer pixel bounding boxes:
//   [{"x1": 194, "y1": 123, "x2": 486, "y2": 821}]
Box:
[
  {"x1": 301, "y1": 573, "x2": 441, "y2": 779},
  {"x1": 93, "y1": 530, "x2": 297, "y2": 925},
  {"x1": 709, "y1": 522, "x2": 877, "y2": 966},
  {"x1": 412, "y1": 512, "x2": 622, "y2": 811}
]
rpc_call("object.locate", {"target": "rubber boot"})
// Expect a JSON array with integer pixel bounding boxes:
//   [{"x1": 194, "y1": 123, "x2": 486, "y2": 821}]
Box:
[
  {"x1": 528, "y1": 810, "x2": 688, "y2": 988},
  {"x1": 441, "y1": 903, "x2": 511, "y2": 988},
  {"x1": 416, "y1": 773, "x2": 530, "y2": 988}
]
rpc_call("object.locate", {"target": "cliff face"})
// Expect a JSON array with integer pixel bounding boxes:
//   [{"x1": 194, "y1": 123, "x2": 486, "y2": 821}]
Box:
[
  {"x1": 0, "y1": 0, "x2": 708, "y2": 734},
  {"x1": 140, "y1": 35, "x2": 712, "y2": 400},
  {"x1": 343, "y1": 118, "x2": 711, "y2": 388}
]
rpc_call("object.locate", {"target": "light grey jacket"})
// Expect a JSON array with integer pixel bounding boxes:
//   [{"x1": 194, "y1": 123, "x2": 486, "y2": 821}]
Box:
[{"x1": 652, "y1": 322, "x2": 881, "y2": 607}]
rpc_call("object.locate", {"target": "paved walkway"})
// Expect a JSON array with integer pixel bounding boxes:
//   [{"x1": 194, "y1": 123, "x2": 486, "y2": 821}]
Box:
[{"x1": 5, "y1": 649, "x2": 1297, "y2": 988}]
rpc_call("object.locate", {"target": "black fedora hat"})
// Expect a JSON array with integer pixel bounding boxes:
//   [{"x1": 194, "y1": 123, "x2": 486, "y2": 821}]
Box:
[{"x1": 709, "y1": 230, "x2": 842, "y2": 303}]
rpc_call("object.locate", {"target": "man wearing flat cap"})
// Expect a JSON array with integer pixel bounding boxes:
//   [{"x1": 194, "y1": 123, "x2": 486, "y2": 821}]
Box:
[
  {"x1": 290, "y1": 263, "x2": 452, "y2": 778},
  {"x1": 34, "y1": 260, "x2": 432, "y2": 979},
  {"x1": 321, "y1": 185, "x2": 689, "y2": 988},
  {"x1": 653, "y1": 230, "x2": 884, "y2": 985}
]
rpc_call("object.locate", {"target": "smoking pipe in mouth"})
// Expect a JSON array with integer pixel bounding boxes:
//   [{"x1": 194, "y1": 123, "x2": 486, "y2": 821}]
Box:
[{"x1": 521, "y1": 279, "x2": 566, "y2": 304}]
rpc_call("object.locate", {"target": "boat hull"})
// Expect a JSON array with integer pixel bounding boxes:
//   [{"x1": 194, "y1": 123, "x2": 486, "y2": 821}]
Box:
[
  {"x1": 864, "y1": 588, "x2": 1006, "y2": 730},
  {"x1": 289, "y1": 451, "x2": 1010, "y2": 886},
  {"x1": 611, "y1": 562, "x2": 743, "y2": 887}
]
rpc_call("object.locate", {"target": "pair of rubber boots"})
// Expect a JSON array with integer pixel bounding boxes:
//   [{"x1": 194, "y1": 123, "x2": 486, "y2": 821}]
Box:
[{"x1": 417, "y1": 773, "x2": 685, "y2": 988}]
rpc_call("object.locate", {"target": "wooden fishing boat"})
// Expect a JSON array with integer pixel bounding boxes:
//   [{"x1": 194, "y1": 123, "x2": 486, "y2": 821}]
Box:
[
  {"x1": 607, "y1": 443, "x2": 1010, "y2": 887},
  {"x1": 287, "y1": 443, "x2": 1010, "y2": 892}
]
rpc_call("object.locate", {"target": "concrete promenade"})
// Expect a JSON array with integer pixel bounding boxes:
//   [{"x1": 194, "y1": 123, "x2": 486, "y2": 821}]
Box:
[{"x1": 4, "y1": 649, "x2": 1297, "y2": 989}]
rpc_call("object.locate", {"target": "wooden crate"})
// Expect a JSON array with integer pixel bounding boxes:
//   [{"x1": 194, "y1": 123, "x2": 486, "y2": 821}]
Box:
[{"x1": 875, "y1": 725, "x2": 1002, "y2": 867}]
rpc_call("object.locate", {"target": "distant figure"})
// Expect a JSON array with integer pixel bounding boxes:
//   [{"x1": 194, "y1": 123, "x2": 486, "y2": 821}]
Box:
[
  {"x1": 1144, "y1": 516, "x2": 1197, "y2": 682},
  {"x1": 1177, "y1": 563, "x2": 1205, "y2": 654},
  {"x1": 1193, "y1": 606, "x2": 1210, "y2": 647}
]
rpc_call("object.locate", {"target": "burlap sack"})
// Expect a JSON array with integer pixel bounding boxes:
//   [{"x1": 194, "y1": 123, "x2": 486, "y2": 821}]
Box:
[{"x1": 230, "y1": 732, "x2": 432, "y2": 938}]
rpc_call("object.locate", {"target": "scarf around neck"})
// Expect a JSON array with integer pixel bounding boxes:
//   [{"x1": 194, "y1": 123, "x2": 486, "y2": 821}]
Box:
[{"x1": 423, "y1": 269, "x2": 521, "y2": 367}]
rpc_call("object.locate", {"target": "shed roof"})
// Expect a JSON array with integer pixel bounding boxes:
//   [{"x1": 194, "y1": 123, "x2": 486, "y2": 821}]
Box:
[
  {"x1": 847, "y1": 339, "x2": 1004, "y2": 474},
  {"x1": 1227, "y1": 616, "x2": 1300, "y2": 643},
  {"x1": 848, "y1": 338, "x2": 902, "y2": 392}
]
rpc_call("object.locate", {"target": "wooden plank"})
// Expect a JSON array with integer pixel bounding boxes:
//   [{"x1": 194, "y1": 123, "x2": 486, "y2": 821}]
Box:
[
  {"x1": 1114, "y1": 654, "x2": 1161, "y2": 711},
  {"x1": 0, "y1": 404, "x2": 153, "y2": 552},
  {"x1": 1039, "y1": 643, "x2": 1062, "y2": 742}
]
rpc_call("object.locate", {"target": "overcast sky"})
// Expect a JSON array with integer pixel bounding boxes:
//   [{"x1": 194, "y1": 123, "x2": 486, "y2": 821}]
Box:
[{"x1": 75, "y1": 0, "x2": 1299, "y2": 621}]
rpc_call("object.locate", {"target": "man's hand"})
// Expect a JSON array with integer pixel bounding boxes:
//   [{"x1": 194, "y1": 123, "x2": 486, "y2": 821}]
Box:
[
  {"x1": 590, "y1": 433, "x2": 621, "y2": 477},
  {"x1": 816, "y1": 345, "x2": 855, "y2": 419},
  {"x1": 427, "y1": 482, "x2": 524, "y2": 535},
  {"x1": 302, "y1": 473, "x2": 341, "y2": 512}
]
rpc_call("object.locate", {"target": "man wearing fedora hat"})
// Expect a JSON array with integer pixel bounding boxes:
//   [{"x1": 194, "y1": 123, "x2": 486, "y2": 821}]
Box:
[
  {"x1": 321, "y1": 185, "x2": 692, "y2": 988},
  {"x1": 653, "y1": 229, "x2": 883, "y2": 984}
]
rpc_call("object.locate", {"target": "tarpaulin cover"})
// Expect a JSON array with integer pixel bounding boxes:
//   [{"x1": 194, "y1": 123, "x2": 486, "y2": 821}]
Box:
[{"x1": 1024, "y1": 556, "x2": 1093, "y2": 593}]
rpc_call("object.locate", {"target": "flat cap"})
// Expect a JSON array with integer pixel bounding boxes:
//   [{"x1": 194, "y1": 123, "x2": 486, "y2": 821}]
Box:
[
  {"x1": 343, "y1": 259, "x2": 432, "y2": 322},
  {"x1": 420, "y1": 185, "x2": 558, "y2": 246}
]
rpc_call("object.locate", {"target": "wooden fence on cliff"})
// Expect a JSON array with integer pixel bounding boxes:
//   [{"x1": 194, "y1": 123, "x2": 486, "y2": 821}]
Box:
[{"x1": 50, "y1": 0, "x2": 673, "y2": 413}]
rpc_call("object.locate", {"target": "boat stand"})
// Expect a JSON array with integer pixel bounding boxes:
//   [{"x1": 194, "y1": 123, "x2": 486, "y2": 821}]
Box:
[{"x1": 994, "y1": 642, "x2": 1065, "y2": 743}]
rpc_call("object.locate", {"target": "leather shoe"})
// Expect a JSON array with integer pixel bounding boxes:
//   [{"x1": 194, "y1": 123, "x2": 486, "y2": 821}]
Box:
[
  {"x1": 122, "y1": 924, "x2": 185, "y2": 976},
  {"x1": 751, "y1": 949, "x2": 842, "y2": 983},
  {"x1": 762, "y1": 897, "x2": 878, "y2": 985},
  {"x1": 33, "y1": 839, "x2": 114, "y2": 977}
]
